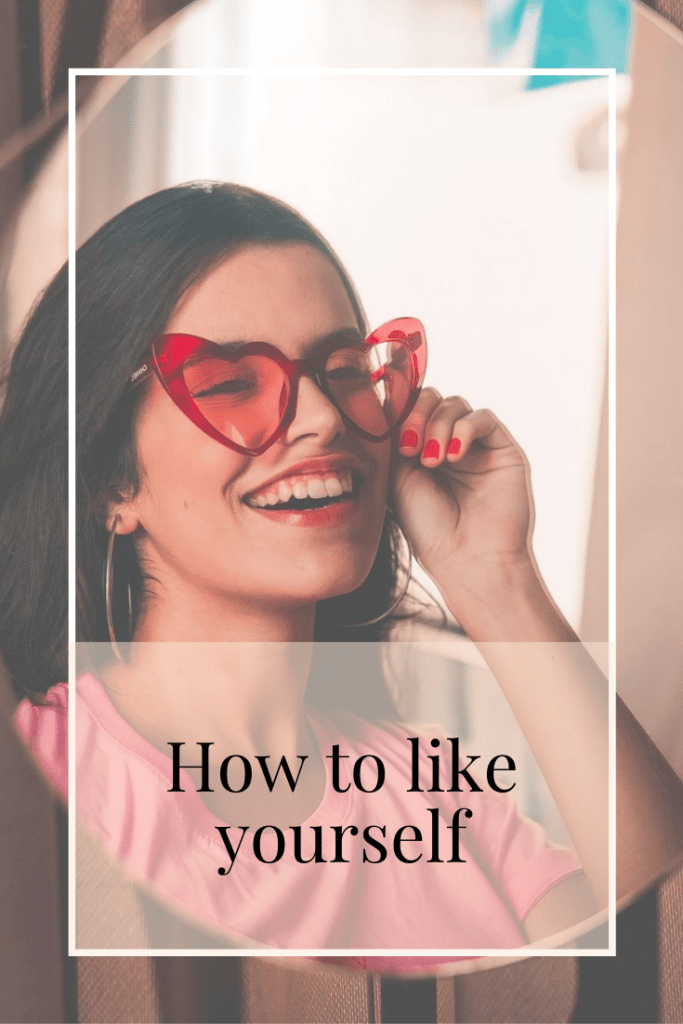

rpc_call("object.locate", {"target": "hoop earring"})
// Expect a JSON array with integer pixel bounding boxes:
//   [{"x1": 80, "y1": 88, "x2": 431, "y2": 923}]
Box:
[
  {"x1": 104, "y1": 515, "x2": 132, "y2": 660},
  {"x1": 343, "y1": 537, "x2": 413, "y2": 628}
]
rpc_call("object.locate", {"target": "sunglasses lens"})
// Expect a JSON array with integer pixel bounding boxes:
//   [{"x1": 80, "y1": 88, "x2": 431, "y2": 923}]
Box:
[
  {"x1": 324, "y1": 319, "x2": 425, "y2": 438},
  {"x1": 323, "y1": 343, "x2": 408, "y2": 436},
  {"x1": 182, "y1": 354, "x2": 288, "y2": 451}
]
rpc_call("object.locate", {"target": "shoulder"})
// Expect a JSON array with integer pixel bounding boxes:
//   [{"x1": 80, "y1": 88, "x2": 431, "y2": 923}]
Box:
[{"x1": 14, "y1": 681, "x2": 68, "y2": 798}]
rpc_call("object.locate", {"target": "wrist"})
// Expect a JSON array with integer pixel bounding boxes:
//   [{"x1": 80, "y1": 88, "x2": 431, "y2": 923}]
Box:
[{"x1": 439, "y1": 557, "x2": 577, "y2": 642}]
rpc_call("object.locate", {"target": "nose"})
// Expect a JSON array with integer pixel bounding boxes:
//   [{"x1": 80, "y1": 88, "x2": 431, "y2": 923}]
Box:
[{"x1": 282, "y1": 371, "x2": 347, "y2": 447}]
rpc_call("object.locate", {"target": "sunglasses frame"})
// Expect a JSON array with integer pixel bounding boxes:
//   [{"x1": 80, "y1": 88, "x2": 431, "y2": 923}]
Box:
[{"x1": 128, "y1": 317, "x2": 427, "y2": 457}]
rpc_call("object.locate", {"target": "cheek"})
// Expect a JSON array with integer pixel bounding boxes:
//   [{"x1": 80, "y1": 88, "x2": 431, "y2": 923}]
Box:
[
  {"x1": 132, "y1": 398, "x2": 250, "y2": 522},
  {"x1": 370, "y1": 440, "x2": 392, "y2": 498}
]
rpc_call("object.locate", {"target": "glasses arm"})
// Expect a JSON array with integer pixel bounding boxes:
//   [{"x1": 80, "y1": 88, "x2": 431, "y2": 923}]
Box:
[{"x1": 128, "y1": 361, "x2": 155, "y2": 388}]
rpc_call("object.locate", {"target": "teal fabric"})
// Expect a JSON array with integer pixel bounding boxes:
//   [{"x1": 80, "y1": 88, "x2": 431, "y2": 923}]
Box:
[
  {"x1": 485, "y1": 0, "x2": 632, "y2": 89},
  {"x1": 487, "y1": 0, "x2": 537, "y2": 58}
]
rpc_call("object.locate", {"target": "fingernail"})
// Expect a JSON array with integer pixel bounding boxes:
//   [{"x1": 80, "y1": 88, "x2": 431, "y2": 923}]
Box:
[
  {"x1": 400, "y1": 428, "x2": 419, "y2": 449},
  {"x1": 447, "y1": 437, "x2": 461, "y2": 456},
  {"x1": 423, "y1": 438, "x2": 440, "y2": 460}
]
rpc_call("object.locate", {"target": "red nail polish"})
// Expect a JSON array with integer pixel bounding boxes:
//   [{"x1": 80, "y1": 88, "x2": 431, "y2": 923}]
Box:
[
  {"x1": 423, "y1": 438, "x2": 440, "y2": 460},
  {"x1": 400, "y1": 428, "x2": 419, "y2": 449},
  {"x1": 447, "y1": 437, "x2": 461, "y2": 456}
]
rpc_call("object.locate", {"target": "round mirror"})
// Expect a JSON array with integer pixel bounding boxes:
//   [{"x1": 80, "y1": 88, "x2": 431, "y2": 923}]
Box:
[{"x1": 3, "y1": 0, "x2": 683, "y2": 995}]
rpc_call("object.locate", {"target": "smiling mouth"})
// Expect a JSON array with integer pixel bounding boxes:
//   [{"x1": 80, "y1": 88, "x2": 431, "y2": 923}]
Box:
[{"x1": 243, "y1": 470, "x2": 359, "y2": 513}]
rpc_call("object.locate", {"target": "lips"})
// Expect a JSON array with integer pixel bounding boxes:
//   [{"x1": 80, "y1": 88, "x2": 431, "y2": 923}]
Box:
[
  {"x1": 240, "y1": 457, "x2": 365, "y2": 529},
  {"x1": 253, "y1": 497, "x2": 358, "y2": 527},
  {"x1": 242, "y1": 456, "x2": 362, "y2": 505}
]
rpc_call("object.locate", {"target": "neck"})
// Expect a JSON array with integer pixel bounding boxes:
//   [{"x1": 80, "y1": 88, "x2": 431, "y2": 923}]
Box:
[
  {"x1": 100, "y1": 582, "x2": 317, "y2": 760},
  {"x1": 134, "y1": 563, "x2": 317, "y2": 644}
]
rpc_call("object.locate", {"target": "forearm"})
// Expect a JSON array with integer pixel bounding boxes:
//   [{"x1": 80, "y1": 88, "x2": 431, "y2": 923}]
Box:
[{"x1": 441, "y1": 564, "x2": 683, "y2": 908}]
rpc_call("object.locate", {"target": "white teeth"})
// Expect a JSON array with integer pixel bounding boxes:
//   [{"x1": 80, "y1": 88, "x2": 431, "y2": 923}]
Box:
[
  {"x1": 247, "y1": 471, "x2": 356, "y2": 507},
  {"x1": 325, "y1": 477, "x2": 343, "y2": 497},
  {"x1": 307, "y1": 478, "x2": 328, "y2": 499}
]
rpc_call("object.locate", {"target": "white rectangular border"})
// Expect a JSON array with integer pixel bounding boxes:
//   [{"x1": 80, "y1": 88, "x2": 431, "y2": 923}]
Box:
[{"x1": 68, "y1": 66, "x2": 617, "y2": 959}]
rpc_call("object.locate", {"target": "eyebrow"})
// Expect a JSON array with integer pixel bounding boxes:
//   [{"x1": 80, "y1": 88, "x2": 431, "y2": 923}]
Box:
[{"x1": 210, "y1": 326, "x2": 365, "y2": 352}]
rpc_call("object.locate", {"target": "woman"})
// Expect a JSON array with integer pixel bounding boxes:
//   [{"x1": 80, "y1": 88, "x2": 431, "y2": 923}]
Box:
[{"x1": 2, "y1": 182, "x2": 682, "y2": 970}]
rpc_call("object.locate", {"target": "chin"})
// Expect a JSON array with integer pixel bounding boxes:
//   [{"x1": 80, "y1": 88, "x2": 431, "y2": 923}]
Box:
[{"x1": 278, "y1": 555, "x2": 377, "y2": 606}]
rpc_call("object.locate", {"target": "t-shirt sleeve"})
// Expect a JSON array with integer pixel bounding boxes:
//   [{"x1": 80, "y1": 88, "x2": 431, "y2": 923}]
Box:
[
  {"x1": 13, "y1": 682, "x2": 69, "y2": 800},
  {"x1": 404, "y1": 721, "x2": 584, "y2": 925},
  {"x1": 465, "y1": 785, "x2": 583, "y2": 922}
]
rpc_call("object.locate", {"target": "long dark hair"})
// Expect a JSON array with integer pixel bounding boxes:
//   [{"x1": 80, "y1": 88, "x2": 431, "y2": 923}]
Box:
[{"x1": 0, "y1": 182, "x2": 413, "y2": 706}]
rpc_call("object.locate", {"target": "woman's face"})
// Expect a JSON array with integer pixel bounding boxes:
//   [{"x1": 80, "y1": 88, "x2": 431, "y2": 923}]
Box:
[{"x1": 120, "y1": 243, "x2": 392, "y2": 616}]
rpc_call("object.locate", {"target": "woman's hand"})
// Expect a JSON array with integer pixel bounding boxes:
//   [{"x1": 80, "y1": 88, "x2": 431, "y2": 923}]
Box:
[{"x1": 389, "y1": 389, "x2": 545, "y2": 630}]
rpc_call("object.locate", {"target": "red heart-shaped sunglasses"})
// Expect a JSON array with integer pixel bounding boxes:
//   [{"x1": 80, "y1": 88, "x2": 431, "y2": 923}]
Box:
[{"x1": 128, "y1": 317, "x2": 427, "y2": 457}]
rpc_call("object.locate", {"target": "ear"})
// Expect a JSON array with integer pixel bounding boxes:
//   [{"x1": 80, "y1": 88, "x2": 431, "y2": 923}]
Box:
[
  {"x1": 96, "y1": 486, "x2": 140, "y2": 536},
  {"x1": 105, "y1": 508, "x2": 140, "y2": 536}
]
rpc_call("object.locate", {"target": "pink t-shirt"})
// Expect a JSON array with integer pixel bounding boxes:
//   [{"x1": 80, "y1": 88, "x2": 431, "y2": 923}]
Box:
[{"x1": 15, "y1": 675, "x2": 581, "y2": 972}]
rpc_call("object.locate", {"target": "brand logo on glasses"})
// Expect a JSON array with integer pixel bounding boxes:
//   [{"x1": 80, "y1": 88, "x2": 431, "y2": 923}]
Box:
[{"x1": 130, "y1": 363, "x2": 148, "y2": 383}]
